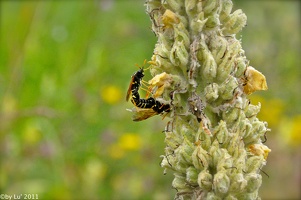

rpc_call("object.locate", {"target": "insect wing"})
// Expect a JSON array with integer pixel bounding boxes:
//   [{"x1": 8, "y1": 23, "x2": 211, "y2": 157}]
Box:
[
  {"x1": 126, "y1": 76, "x2": 135, "y2": 101},
  {"x1": 127, "y1": 107, "x2": 157, "y2": 121}
]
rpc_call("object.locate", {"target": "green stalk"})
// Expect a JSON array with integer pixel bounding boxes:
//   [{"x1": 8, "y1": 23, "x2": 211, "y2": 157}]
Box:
[{"x1": 144, "y1": 0, "x2": 270, "y2": 199}]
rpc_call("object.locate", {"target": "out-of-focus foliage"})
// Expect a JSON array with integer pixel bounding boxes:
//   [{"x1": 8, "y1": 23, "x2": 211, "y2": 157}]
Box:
[{"x1": 0, "y1": 0, "x2": 300, "y2": 199}]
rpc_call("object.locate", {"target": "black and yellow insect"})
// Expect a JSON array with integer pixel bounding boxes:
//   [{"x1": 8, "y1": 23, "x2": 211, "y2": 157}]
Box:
[
  {"x1": 126, "y1": 68, "x2": 144, "y2": 102},
  {"x1": 126, "y1": 64, "x2": 170, "y2": 121},
  {"x1": 128, "y1": 99, "x2": 170, "y2": 121},
  {"x1": 129, "y1": 90, "x2": 170, "y2": 121}
]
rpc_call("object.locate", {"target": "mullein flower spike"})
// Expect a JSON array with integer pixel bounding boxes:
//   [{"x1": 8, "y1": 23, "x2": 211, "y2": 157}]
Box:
[{"x1": 143, "y1": 0, "x2": 270, "y2": 199}]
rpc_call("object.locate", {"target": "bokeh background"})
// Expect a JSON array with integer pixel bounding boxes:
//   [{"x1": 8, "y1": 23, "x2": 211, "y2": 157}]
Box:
[{"x1": 0, "y1": 0, "x2": 300, "y2": 199}]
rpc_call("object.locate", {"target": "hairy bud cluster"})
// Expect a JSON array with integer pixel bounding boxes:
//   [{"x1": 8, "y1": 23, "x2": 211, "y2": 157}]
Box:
[{"x1": 145, "y1": 0, "x2": 270, "y2": 199}]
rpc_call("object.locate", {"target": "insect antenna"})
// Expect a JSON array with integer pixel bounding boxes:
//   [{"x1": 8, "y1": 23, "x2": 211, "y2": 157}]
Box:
[
  {"x1": 135, "y1": 59, "x2": 149, "y2": 70},
  {"x1": 259, "y1": 168, "x2": 269, "y2": 178}
]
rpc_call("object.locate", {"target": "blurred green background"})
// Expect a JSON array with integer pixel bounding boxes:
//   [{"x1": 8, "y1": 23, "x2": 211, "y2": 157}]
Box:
[{"x1": 0, "y1": 0, "x2": 300, "y2": 199}]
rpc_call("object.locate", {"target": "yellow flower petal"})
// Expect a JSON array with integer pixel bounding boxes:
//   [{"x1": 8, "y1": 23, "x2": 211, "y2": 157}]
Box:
[
  {"x1": 243, "y1": 66, "x2": 268, "y2": 95},
  {"x1": 148, "y1": 72, "x2": 172, "y2": 98},
  {"x1": 162, "y1": 9, "x2": 180, "y2": 28},
  {"x1": 248, "y1": 144, "x2": 271, "y2": 160},
  {"x1": 148, "y1": 72, "x2": 171, "y2": 86}
]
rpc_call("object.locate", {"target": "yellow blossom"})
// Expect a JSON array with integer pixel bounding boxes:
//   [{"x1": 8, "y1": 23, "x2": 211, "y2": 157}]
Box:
[
  {"x1": 108, "y1": 133, "x2": 142, "y2": 159},
  {"x1": 248, "y1": 144, "x2": 271, "y2": 160},
  {"x1": 162, "y1": 9, "x2": 180, "y2": 28},
  {"x1": 286, "y1": 115, "x2": 301, "y2": 147},
  {"x1": 100, "y1": 85, "x2": 122, "y2": 105},
  {"x1": 118, "y1": 133, "x2": 142, "y2": 151},
  {"x1": 148, "y1": 55, "x2": 157, "y2": 66},
  {"x1": 148, "y1": 72, "x2": 172, "y2": 98},
  {"x1": 243, "y1": 66, "x2": 268, "y2": 95}
]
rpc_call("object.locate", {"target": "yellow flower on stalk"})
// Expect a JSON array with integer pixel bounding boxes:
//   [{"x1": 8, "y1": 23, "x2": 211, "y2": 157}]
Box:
[
  {"x1": 118, "y1": 133, "x2": 142, "y2": 151},
  {"x1": 100, "y1": 85, "x2": 122, "y2": 105},
  {"x1": 279, "y1": 115, "x2": 301, "y2": 147},
  {"x1": 108, "y1": 133, "x2": 142, "y2": 159},
  {"x1": 289, "y1": 115, "x2": 301, "y2": 147}
]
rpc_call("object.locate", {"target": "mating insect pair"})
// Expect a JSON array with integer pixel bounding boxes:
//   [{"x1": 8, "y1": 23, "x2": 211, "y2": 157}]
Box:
[{"x1": 126, "y1": 61, "x2": 170, "y2": 121}]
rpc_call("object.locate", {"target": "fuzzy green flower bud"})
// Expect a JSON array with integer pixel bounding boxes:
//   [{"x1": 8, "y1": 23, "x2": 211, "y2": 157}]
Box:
[
  {"x1": 234, "y1": 57, "x2": 247, "y2": 77},
  {"x1": 174, "y1": 23, "x2": 190, "y2": 48},
  {"x1": 245, "y1": 103, "x2": 261, "y2": 118},
  {"x1": 213, "y1": 170, "x2": 230, "y2": 195},
  {"x1": 222, "y1": 107, "x2": 240, "y2": 124},
  {"x1": 205, "y1": 83, "x2": 219, "y2": 102},
  {"x1": 172, "y1": 173, "x2": 189, "y2": 191},
  {"x1": 245, "y1": 156, "x2": 265, "y2": 173},
  {"x1": 224, "y1": 195, "x2": 238, "y2": 200},
  {"x1": 205, "y1": 14, "x2": 220, "y2": 29},
  {"x1": 245, "y1": 173, "x2": 262, "y2": 193},
  {"x1": 190, "y1": 14, "x2": 208, "y2": 35},
  {"x1": 222, "y1": 9, "x2": 247, "y2": 35},
  {"x1": 197, "y1": 169, "x2": 213, "y2": 191},
  {"x1": 209, "y1": 36, "x2": 228, "y2": 65},
  {"x1": 229, "y1": 173, "x2": 247, "y2": 192},
  {"x1": 220, "y1": 0, "x2": 233, "y2": 21},
  {"x1": 203, "y1": 0, "x2": 217, "y2": 15},
  {"x1": 216, "y1": 40, "x2": 241, "y2": 83},
  {"x1": 176, "y1": 143, "x2": 194, "y2": 164},
  {"x1": 166, "y1": 0, "x2": 183, "y2": 12},
  {"x1": 186, "y1": 166, "x2": 199, "y2": 185},
  {"x1": 213, "y1": 120, "x2": 229, "y2": 145},
  {"x1": 206, "y1": 192, "x2": 222, "y2": 200},
  {"x1": 200, "y1": 50, "x2": 217, "y2": 82},
  {"x1": 218, "y1": 76, "x2": 238, "y2": 101}
]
